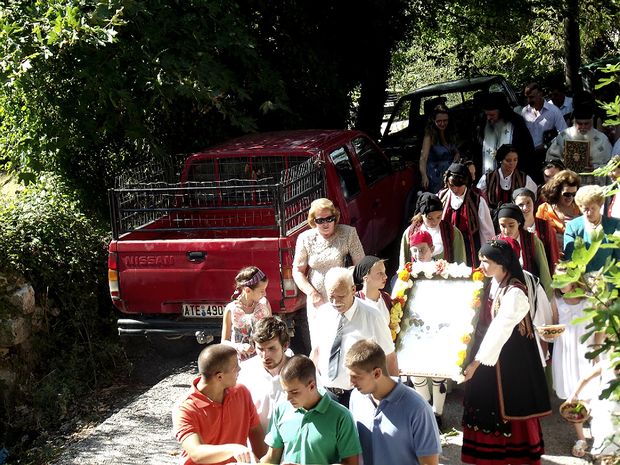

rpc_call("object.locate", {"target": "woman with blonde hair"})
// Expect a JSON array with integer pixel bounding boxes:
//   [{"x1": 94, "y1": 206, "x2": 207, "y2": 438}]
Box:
[
  {"x1": 564, "y1": 185, "x2": 620, "y2": 272},
  {"x1": 292, "y1": 198, "x2": 364, "y2": 348}
]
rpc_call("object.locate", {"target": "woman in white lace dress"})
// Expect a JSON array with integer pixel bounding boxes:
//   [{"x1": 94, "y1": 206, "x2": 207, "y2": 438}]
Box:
[{"x1": 293, "y1": 198, "x2": 364, "y2": 349}]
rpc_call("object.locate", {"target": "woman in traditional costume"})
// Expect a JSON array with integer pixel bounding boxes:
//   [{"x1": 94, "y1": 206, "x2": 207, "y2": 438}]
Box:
[
  {"x1": 399, "y1": 192, "x2": 466, "y2": 268},
  {"x1": 476, "y1": 144, "x2": 537, "y2": 214},
  {"x1": 438, "y1": 163, "x2": 495, "y2": 267},
  {"x1": 494, "y1": 203, "x2": 552, "y2": 298},
  {"x1": 512, "y1": 187, "x2": 560, "y2": 273},
  {"x1": 461, "y1": 239, "x2": 551, "y2": 465}
]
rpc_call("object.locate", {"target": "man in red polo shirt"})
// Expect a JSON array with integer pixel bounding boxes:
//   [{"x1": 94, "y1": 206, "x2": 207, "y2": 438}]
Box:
[{"x1": 173, "y1": 344, "x2": 266, "y2": 465}]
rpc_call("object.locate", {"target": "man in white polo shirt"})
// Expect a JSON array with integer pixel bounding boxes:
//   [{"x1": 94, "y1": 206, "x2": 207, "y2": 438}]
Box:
[
  {"x1": 311, "y1": 267, "x2": 397, "y2": 407},
  {"x1": 237, "y1": 316, "x2": 291, "y2": 432}
]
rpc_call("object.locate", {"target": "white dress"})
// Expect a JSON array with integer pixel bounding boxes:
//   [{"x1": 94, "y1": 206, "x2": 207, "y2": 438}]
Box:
[{"x1": 551, "y1": 297, "x2": 597, "y2": 399}]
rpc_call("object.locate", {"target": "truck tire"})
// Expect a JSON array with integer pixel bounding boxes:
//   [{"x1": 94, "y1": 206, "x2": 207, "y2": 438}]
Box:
[{"x1": 289, "y1": 307, "x2": 311, "y2": 356}]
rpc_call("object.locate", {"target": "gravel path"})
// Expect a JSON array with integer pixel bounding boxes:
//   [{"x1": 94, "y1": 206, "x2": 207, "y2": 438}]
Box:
[{"x1": 53, "y1": 360, "x2": 594, "y2": 465}]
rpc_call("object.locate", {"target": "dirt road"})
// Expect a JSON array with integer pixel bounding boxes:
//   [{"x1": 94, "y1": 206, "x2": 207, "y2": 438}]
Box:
[{"x1": 52, "y1": 357, "x2": 592, "y2": 465}]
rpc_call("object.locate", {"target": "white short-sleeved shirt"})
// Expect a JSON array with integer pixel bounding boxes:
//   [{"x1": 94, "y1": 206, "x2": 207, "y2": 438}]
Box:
[
  {"x1": 237, "y1": 353, "x2": 289, "y2": 432},
  {"x1": 358, "y1": 294, "x2": 390, "y2": 325},
  {"x1": 316, "y1": 298, "x2": 395, "y2": 389}
]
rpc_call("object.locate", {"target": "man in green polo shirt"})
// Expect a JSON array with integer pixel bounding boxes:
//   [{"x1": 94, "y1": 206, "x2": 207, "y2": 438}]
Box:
[{"x1": 260, "y1": 355, "x2": 361, "y2": 465}]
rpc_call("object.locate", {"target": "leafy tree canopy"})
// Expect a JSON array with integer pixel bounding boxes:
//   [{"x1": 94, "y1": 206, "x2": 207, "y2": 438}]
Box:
[{"x1": 390, "y1": 0, "x2": 620, "y2": 92}]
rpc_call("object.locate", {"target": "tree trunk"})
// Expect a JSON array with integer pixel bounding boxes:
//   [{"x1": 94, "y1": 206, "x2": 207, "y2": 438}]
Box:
[
  {"x1": 356, "y1": 51, "x2": 390, "y2": 141},
  {"x1": 564, "y1": 0, "x2": 582, "y2": 93}
]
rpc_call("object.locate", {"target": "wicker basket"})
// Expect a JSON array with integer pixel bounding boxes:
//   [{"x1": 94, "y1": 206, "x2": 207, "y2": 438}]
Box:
[{"x1": 559, "y1": 400, "x2": 591, "y2": 423}]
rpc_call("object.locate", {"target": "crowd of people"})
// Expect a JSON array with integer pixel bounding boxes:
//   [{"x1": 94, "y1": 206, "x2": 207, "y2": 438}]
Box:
[{"x1": 170, "y1": 82, "x2": 620, "y2": 465}]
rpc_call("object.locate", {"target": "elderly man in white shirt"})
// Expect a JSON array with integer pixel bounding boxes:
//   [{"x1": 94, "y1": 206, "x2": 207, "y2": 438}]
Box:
[
  {"x1": 237, "y1": 316, "x2": 292, "y2": 432},
  {"x1": 312, "y1": 267, "x2": 397, "y2": 408},
  {"x1": 522, "y1": 82, "x2": 567, "y2": 151}
]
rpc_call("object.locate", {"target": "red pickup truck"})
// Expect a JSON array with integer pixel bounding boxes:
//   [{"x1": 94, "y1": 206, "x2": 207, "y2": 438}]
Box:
[{"x1": 107, "y1": 130, "x2": 414, "y2": 352}]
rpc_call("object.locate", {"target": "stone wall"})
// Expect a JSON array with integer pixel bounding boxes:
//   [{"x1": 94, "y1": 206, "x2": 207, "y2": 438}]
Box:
[{"x1": 0, "y1": 272, "x2": 46, "y2": 399}]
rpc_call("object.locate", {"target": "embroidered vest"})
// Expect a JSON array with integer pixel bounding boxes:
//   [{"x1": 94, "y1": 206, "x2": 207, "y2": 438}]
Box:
[{"x1": 485, "y1": 169, "x2": 527, "y2": 210}]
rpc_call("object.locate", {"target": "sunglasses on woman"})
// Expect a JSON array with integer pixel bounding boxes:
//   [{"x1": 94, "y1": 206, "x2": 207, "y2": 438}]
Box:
[
  {"x1": 561, "y1": 191, "x2": 576, "y2": 198},
  {"x1": 315, "y1": 215, "x2": 336, "y2": 224}
]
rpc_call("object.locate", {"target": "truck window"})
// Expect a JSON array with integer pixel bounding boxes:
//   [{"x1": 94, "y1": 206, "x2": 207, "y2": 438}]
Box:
[
  {"x1": 386, "y1": 99, "x2": 412, "y2": 136},
  {"x1": 187, "y1": 156, "x2": 308, "y2": 183},
  {"x1": 329, "y1": 147, "x2": 360, "y2": 199},
  {"x1": 351, "y1": 137, "x2": 391, "y2": 186}
]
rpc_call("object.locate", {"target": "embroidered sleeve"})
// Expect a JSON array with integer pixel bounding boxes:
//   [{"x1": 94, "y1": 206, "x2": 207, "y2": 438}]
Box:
[{"x1": 475, "y1": 287, "x2": 530, "y2": 366}]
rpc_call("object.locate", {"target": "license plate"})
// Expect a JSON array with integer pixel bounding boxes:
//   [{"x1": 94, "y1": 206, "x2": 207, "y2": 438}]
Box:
[{"x1": 182, "y1": 303, "x2": 225, "y2": 318}]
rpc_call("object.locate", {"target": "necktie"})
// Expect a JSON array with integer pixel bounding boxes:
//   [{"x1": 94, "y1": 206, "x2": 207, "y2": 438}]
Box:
[{"x1": 328, "y1": 313, "x2": 346, "y2": 379}]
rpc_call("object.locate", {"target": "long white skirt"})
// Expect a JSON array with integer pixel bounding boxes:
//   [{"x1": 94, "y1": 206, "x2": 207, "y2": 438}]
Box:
[{"x1": 551, "y1": 297, "x2": 597, "y2": 399}]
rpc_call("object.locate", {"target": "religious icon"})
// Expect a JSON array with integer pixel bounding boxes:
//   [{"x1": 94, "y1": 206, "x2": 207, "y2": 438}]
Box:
[{"x1": 563, "y1": 140, "x2": 590, "y2": 173}]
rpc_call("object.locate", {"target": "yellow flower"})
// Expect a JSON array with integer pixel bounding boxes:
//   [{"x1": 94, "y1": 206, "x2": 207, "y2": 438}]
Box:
[
  {"x1": 461, "y1": 334, "x2": 471, "y2": 344},
  {"x1": 398, "y1": 269, "x2": 410, "y2": 281},
  {"x1": 391, "y1": 329, "x2": 397, "y2": 341},
  {"x1": 456, "y1": 349, "x2": 467, "y2": 366},
  {"x1": 472, "y1": 270, "x2": 485, "y2": 282}
]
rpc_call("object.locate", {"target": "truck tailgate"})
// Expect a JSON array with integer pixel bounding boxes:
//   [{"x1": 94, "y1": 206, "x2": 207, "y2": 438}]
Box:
[{"x1": 114, "y1": 238, "x2": 281, "y2": 314}]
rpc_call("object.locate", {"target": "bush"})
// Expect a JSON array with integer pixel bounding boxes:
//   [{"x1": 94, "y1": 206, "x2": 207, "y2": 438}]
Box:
[{"x1": 0, "y1": 173, "x2": 125, "y2": 442}]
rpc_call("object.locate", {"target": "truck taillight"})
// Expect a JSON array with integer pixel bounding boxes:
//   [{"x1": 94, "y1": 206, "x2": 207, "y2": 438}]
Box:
[
  {"x1": 108, "y1": 252, "x2": 120, "y2": 299},
  {"x1": 280, "y1": 249, "x2": 298, "y2": 298}
]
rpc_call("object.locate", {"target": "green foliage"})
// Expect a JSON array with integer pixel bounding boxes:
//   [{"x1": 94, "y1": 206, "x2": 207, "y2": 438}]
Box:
[
  {"x1": 0, "y1": 1, "x2": 288, "y2": 207},
  {"x1": 596, "y1": 62, "x2": 620, "y2": 126},
  {"x1": 0, "y1": 173, "x2": 125, "y2": 434},
  {"x1": 1, "y1": 1, "x2": 415, "y2": 203},
  {"x1": 390, "y1": 0, "x2": 620, "y2": 91}
]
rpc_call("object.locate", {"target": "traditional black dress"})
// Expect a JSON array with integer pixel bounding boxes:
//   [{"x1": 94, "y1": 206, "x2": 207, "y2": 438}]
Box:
[{"x1": 462, "y1": 280, "x2": 551, "y2": 465}]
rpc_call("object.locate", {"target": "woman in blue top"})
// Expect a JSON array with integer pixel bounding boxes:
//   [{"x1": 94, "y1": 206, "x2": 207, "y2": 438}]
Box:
[
  {"x1": 564, "y1": 185, "x2": 620, "y2": 272},
  {"x1": 420, "y1": 104, "x2": 460, "y2": 194}
]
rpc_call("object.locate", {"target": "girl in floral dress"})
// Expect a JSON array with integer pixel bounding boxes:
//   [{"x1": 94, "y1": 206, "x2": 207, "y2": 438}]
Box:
[{"x1": 221, "y1": 266, "x2": 271, "y2": 360}]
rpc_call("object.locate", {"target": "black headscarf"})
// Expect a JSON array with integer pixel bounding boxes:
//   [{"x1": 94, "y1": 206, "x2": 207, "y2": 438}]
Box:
[
  {"x1": 415, "y1": 192, "x2": 443, "y2": 215},
  {"x1": 353, "y1": 256, "x2": 383, "y2": 290},
  {"x1": 479, "y1": 239, "x2": 525, "y2": 284},
  {"x1": 496, "y1": 203, "x2": 525, "y2": 226},
  {"x1": 512, "y1": 187, "x2": 536, "y2": 203},
  {"x1": 447, "y1": 162, "x2": 470, "y2": 179}
]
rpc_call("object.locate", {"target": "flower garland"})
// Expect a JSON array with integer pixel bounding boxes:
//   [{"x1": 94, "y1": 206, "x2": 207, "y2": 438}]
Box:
[
  {"x1": 389, "y1": 262, "x2": 413, "y2": 341},
  {"x1": 389, "y1": 261, "x2": 486, "y2": 377},
  {"x1": 455, "y1": 269, "x2": 485, "y2": 370}
]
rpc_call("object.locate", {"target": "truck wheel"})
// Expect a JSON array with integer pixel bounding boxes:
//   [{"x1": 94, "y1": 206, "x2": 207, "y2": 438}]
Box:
[{"x1": 289, "y1": 307, "x2": 311, "y2": 356}]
